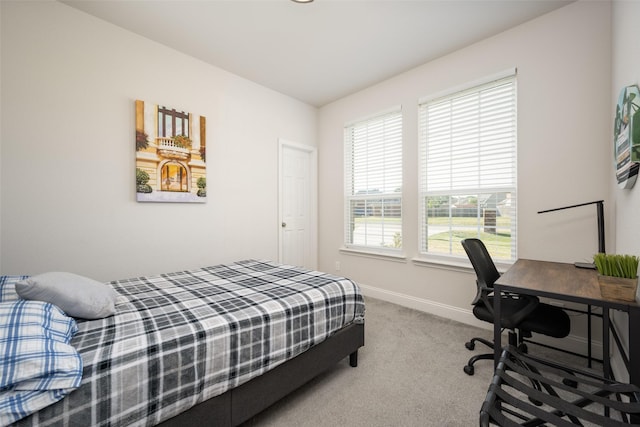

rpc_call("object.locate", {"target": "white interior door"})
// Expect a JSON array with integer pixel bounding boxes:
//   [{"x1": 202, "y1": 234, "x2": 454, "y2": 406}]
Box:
[{"x1": 279, "y1": 139, "x2": 317, "y2": 268}]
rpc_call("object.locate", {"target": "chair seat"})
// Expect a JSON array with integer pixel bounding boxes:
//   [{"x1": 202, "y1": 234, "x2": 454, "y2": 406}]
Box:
[
  {"x1": 461, "y1": 238, "x2": 572, "y2": 376},
  {"x1": 474, "y1": 298, "x2": 570, "y2": 338}
]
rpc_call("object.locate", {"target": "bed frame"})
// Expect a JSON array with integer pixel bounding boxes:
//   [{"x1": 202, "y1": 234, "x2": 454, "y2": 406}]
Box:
[{"x1": 158, "y1": 322, "x2": 365, "y2": 427}]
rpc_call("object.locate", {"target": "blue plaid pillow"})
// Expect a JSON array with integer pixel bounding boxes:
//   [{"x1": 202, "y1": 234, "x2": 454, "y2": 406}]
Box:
[
  {"x1": 0, "y1": 300, "x2": 82, "y2": 425},
  {"x1": 0, "y1": 275, "x2": 28, "y2": 302}
]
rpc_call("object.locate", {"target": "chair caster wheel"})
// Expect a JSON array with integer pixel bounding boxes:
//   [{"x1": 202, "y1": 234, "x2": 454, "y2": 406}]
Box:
[
  {"x1": 465, "y1": 341, "x2": 475, "y2": 351},
  {"x1": 464, "y1": 365, "x2": 474, "y2": 376},
  {"x1": 517, "y1": 343, "x2": 528, "y2": 353}
]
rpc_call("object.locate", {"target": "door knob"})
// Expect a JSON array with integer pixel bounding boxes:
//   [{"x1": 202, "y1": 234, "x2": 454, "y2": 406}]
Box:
[{"x1": 281, "y1": 222, "x2": 287, "y2": 228}]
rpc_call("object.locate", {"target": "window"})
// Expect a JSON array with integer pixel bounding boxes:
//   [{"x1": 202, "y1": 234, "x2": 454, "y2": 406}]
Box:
[
  {"x1": 344, "y1": 109, "x2": 402, "y2": 252},
  {"x1": 419, "y1": 73, "x2": 517, "y2": 262},
  {"x1": 158, "y1": 106, "x2": 190, "y2": 138}
]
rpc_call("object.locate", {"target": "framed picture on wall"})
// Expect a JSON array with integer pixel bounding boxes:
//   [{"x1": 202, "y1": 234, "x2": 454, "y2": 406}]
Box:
[
  {"x1": 614, "y1": 85, "x2": 640, "y2": 189},
  {"x1": 135, "y1": 100, "x2": 207, "y2": 203}
]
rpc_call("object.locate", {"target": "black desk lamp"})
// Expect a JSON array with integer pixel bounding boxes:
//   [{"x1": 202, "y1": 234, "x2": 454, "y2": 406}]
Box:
[{"x1": 537, "y1": 200, "x2": 605, "y2": 269}]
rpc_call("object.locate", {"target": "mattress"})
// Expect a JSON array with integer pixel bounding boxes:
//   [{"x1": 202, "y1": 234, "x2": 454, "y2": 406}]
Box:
[{"x1": 14, "y1": 260, "x2": 365, "y2": 426}]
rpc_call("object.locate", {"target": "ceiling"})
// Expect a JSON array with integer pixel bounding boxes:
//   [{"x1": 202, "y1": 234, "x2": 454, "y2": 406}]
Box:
[{"x1": 61, "y1": 0, "x2": 574, "y2": 107}]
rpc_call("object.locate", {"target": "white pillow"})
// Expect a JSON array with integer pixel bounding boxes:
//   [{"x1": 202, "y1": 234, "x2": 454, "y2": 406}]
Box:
[{"x1": 15, "y1": 272, "x2": 118, "y2": 319}]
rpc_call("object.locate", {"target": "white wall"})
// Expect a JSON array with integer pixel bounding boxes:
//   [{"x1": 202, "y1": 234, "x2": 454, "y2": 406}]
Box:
[
  {"x1": 0, "y1": 1, "x2": 317, "y2": 280},
  {"x1": 612, "y1": 2, "x2": 640, "y2": 263},
  {"x1": 1, "y1": 0, "x2": 622, "y2": 353},
  {"x1": 611, "y1": 0, "x2": 640, "y2": 382},
  {"x1": 317, "y1": 0, "x2": 612, "y2": 335},
  {"x1": 0, "y1": 0, "x2": 3, "y2": 275}
]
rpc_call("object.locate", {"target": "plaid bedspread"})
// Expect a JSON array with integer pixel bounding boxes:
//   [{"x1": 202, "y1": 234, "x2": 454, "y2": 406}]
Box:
[{"x1": 15, "y1": 260, "x2": 364, "y2": 427}]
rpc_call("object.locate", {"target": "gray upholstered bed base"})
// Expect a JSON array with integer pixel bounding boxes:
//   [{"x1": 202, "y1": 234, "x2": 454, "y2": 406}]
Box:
[{"x1": 158, "y1": 322, "x2": 365, "y2": 427}]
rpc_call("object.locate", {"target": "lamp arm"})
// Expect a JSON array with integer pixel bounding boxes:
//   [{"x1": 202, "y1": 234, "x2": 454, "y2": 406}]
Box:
[{"x1": 537, "y1": 200, "x2": 605, "y2": 255}]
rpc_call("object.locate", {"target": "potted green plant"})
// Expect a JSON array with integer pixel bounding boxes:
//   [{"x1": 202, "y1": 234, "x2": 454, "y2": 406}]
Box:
[
  {"x1": 593, "y1": 253, "x2": 639, "y2": 301},
  {"x1": 136, "y1": 130, "x2": 149, "y2": 151},
  {"x1": 196, "y1": 177, "x2": 206, "y2": 197},
  {"x1": 136, "y1": 168, "x2": 153, "y2": 193},
  {"x1": 173, "y1": 134, "x2": 192, "y2": 149}
]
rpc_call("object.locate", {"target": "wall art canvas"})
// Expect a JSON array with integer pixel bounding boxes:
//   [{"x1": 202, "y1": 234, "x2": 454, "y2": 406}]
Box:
[
  {"x1": 614, "y1": 85, "x2": 640, "y2": 189},
  {"x1": 135, "y1": 100, "x2": 207, "y2": 202}
]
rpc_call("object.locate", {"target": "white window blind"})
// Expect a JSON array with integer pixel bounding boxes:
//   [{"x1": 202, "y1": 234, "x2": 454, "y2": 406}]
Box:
[
  {"x1": 344, "y1": 109, "x2": 402, "y2": 251},
  {"x1": 419, "y1": 75, "x2": 517, "y2": 262}
]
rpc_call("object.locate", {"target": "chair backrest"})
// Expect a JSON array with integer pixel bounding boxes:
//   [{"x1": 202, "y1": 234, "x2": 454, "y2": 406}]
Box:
[{"x1": 461, "y1": 238, "x2": 500, "y2": 290}]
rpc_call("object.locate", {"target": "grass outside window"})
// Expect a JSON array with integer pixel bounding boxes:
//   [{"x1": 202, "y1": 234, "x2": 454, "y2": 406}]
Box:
[{"x1": 354, "y1": 216, "x2": 513, "y2": 260}]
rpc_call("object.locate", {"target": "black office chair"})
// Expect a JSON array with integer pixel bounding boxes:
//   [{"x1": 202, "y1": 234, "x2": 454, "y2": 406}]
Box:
[{"x1": 461, "y1": 238, "x2": 571, "y2": 375}]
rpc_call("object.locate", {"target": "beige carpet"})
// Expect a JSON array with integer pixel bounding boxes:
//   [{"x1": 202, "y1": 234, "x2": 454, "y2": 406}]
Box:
[{"x1": 239, "y1": 297, "x2": 519, "y2": 426}]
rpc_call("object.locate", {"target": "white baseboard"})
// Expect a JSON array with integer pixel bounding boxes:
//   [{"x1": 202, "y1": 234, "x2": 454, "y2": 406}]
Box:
[
  {"x1": 358, "y1": 283, "x2": 484, "y2": 327},
  {"x1": 358, "y1": 283, "x2": 604, "y2": 360}
]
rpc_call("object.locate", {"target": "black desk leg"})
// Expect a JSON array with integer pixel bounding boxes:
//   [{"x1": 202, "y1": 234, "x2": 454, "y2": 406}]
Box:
[
  {"x1": 493, "y1": 285, "x2": 502, "y2": 368},
  {"x1": 603, "y1": 308, "x2": 610, "y2": 380},
  {"x1": 588, "y1": 304, "x2": 592, "y2": 369},
  {"x1": 603, "y1": 308, "x2": 611, "y2": 418},
  {"x1": 630, "y1": 307, "x2": 640, "y2": 425}
]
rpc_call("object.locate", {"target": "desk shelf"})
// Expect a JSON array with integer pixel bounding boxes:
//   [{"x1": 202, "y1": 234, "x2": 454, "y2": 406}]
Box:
[{"x1": 481, "y1": 346, "x2": 640, "y2": 426}]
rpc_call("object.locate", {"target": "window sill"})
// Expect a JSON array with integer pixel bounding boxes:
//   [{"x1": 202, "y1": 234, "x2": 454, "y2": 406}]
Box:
[
  {"x1": 412, "y1": 256, "x2": 473, "y2": 273},
  {"x1": 412, "y1": 255, "x2": 513, "y2": 274},
  {"x1": 339, "y1": 247, "x2": 407, "y2": 263}
]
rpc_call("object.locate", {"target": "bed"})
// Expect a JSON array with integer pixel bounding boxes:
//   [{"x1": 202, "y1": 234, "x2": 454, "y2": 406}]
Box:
[{"x1": 1, "y1": 259, "x2": 365, "y2": 427}]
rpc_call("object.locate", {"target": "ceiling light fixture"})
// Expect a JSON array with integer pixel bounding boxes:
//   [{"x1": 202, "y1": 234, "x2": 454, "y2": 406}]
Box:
[{"x1": 291, "y1": 0, "x2": 314, "y2": 3}]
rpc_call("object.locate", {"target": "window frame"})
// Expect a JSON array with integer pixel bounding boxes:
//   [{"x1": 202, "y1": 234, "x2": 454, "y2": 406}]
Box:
[
  {"x1": 343, "y1": 107, "x2": 403, "y2": 255},
  {"x1": 417, "y1": 70, "x2": 518, "y2": 265}
]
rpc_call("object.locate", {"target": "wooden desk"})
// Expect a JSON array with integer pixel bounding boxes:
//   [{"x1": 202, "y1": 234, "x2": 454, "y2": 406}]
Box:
[{"x1": 493, "y1": 259, "x2": 640, "y2": 401}]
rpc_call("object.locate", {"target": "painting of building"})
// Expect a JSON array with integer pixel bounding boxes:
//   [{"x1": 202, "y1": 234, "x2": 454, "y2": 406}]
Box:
[{"x1": 135, "y1": 100, "x2": 207, "y2": 202}]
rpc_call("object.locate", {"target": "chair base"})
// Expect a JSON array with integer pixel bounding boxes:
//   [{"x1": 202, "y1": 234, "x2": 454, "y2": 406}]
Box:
[
  {"x1": 465, "y1": 337, "x2": 494, "y2": 352},
  {"x1": 464, "y1": 353, "x2": 493, "y2": 376},
  {"x1": 464, "y1": 332, "x2": 519, "y2": 376}
]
